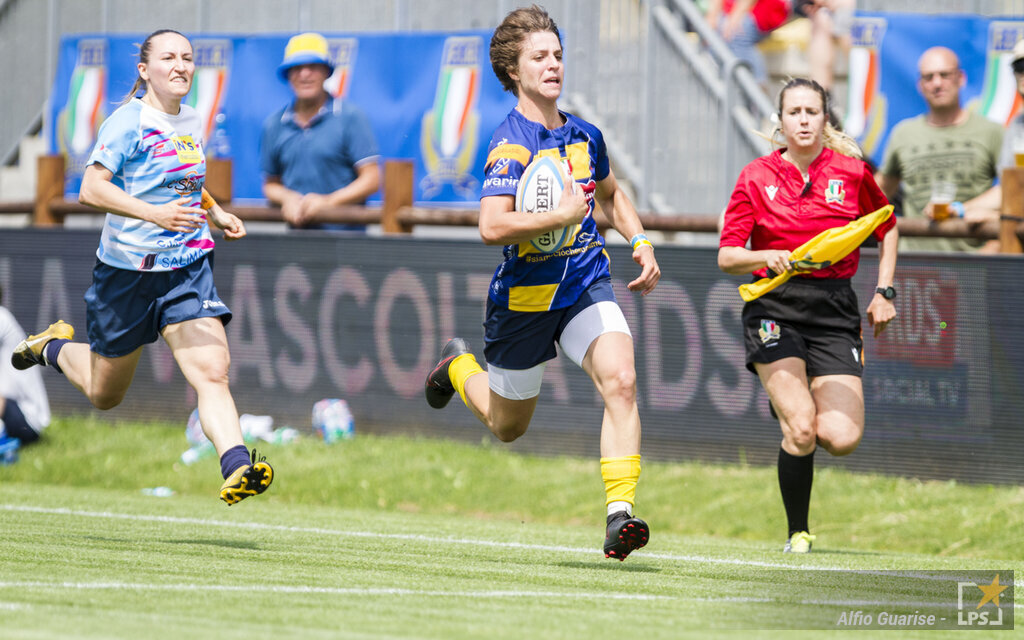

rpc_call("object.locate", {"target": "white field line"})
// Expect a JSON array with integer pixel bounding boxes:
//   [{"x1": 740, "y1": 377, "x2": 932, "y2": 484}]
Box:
[
  {"x1": 0, "y1": 581, "x2": 667, "y2": 600},
  {"x1": 0, "y1": 503, "x2": 827, "y2": 569},
  {"x1": 2, "y1": 504, "x2": 1019, "y2": 581},
  {"x1": 3, "y1": 503, "x2": 1021, "y2": 610},
  {"x1": 0, "y1": 583, "x2": 1008, "y2": 612}
]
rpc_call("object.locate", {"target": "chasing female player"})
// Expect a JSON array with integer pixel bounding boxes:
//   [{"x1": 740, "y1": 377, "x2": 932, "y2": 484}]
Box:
[{"x1": 11, "y1": 29, "x2": 273, "y2": 505}]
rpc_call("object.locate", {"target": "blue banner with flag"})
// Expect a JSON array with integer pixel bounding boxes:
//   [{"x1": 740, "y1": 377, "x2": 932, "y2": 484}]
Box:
[
  {"x1": 47, "y1": 32, "x2": 516, "y2": 206},
  {"x1": 48, "y1": 18, "x2": 1024, "y2": 205}
]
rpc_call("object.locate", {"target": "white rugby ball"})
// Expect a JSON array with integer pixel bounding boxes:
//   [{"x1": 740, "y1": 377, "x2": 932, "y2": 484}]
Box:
[{"x1": 515, "y1": 155, "x2": 575, "y2": 254}]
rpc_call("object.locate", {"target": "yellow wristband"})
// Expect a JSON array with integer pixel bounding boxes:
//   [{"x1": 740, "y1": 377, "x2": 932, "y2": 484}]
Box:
[
  {"x1": 630, "y1": 233, "x2": 653, "y2": 251},
  {"x1": 201, "y1": 191, "x2": 217, "y2": 211}
]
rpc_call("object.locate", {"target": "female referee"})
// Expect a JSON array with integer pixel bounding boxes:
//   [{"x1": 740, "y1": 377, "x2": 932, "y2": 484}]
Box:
[
  {"x1": 424, "y1": 5, "x2": 661, "y2": 561},
  {"x1": 719, "y1": 78, "x2": 898, "y2": 552},
  {"x1": 10, "y1": 29, "x2": 273, "y2": 505}
]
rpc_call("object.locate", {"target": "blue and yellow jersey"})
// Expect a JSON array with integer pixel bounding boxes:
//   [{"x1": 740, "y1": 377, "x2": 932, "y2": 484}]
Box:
[{"x1": 480, "y1": 109, "x2": 611, "y2": 312}]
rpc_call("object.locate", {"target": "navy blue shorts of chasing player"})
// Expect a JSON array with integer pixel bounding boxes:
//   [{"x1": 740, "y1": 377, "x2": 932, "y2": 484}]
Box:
[
  {"x1": 741, "y1": 277, "x2": 863, "y2": 378},
  {"x1": 483, "y1": 277, "x2": 625, "y2": 370},
  {"x1": 1, "y1": 399, "x2": 40, "y2": 444},
  {"x1": 84, "y1": 252, "x2": 231, "y2": 358}
]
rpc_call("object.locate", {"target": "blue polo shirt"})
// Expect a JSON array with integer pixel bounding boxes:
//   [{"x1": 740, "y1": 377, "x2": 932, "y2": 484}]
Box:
[{"x1": 260, "y1": 97, "x2": 379, "y2": 198}]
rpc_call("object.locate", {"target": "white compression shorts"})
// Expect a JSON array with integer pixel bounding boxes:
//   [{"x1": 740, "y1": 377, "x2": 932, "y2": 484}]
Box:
[{"x1": 486, "y1": 301, "x2": 632, "y2": 400}]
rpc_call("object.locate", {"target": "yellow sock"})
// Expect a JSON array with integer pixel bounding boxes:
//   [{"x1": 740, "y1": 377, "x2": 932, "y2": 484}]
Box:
[
  {"x1": 601, "y1": 455, "x2": 641, "y2": 506},
  {"x1": 449, "y1": 353, "x2": 484, "y2": 406}
]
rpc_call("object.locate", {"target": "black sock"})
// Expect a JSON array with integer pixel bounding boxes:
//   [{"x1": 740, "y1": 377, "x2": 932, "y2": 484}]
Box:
[
  {"x1": 44, "y1": 339, "x2": 70, "y2": 374},
  {"x1": 219, "y1": 444, "x2": 250, "y2": 479},
  {"x1": 778, "y1": 447, "x2": 814, "y2": 536}
]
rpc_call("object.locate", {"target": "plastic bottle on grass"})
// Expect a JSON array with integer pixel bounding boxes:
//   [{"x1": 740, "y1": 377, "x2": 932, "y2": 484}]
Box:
[
  {"x1": 0, "y1": 436, "x2": 20, "y2": 465},
  {"x1": 141, "y1": 487, "x2": 175, "y2": 497},
  {"x1": 312, "y1": 399, "x2": 355, "y2": 443}
]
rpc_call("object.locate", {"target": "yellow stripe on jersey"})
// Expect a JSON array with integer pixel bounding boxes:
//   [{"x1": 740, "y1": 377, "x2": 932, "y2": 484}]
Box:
[
  {"x1": 485, "y1": 144, "x2": 532, "y2": 172},
  {"x1": 508, "y1": 283, "x2": 560, "y2": 312},
  {"x1": 535, "y1": 142, "x2": 591, "y2": 180}
]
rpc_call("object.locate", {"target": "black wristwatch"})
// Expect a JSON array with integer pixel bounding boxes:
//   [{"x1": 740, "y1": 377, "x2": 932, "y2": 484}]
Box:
[{"x1": 876, "y1": 286, "x2": 897, "y2": 300}]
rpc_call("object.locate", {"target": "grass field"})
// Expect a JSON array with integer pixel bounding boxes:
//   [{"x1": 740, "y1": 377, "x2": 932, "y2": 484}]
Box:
[{"x1": 1, "y1": 417, "x2": 1020, "y2": 639}]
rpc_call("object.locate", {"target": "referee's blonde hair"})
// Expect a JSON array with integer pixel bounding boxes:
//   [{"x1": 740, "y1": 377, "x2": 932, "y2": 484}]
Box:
[{"x1": 771, "y1": 78, "x2": 863, "y2": 159}]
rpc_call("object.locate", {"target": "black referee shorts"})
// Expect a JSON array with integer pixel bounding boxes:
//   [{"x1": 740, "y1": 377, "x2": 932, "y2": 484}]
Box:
[{"x1": 741, "y1": 277, "x2": 864, "y2": 378}]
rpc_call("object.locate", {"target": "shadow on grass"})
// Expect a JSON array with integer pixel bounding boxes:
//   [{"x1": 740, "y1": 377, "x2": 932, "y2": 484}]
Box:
[
  {"x1": 164, "y1": 538, "x2": 261, "y2": 550},
  {"x1": 813, "y1": 548, "x2": 886, "y2": 557},
  {"x1": 556, "y1": 560, "x2": 661, "y2": 573}
]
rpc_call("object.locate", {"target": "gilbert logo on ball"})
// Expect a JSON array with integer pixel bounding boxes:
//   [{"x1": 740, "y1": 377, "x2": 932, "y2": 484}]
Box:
[{"x1": 515, "y1": 155, "x2": 576, "y2": 254}]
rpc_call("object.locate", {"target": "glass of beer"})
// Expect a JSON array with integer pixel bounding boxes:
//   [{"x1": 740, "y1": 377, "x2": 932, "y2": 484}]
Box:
[
  {"x1": 1014, "y1": 130, "x2": 1024, "y2": 167},
  {"x1": 930, "y1": 181, "x2": 956, "y2": 221}
]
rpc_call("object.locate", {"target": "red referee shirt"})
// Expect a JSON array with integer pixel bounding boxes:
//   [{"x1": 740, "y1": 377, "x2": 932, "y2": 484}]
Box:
[{"x1": 720, "y1": 148, "x2": 894, "y2": 280}]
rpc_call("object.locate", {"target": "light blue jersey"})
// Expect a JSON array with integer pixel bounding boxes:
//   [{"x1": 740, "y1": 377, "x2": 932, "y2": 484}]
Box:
[{"x1": 87, "y1": 99, "x2": 214, "y2": 271}]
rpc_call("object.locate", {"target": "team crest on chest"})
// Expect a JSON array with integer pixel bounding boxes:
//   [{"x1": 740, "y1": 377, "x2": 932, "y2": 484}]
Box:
[{"x1": 825, "y1": 179, "x2": 845, "y2": 204}]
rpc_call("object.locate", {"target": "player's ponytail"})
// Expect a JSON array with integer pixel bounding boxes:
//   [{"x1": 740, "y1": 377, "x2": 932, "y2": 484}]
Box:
[{"x1": 822, "y1": 121, "x2": 862, "y2": 159}]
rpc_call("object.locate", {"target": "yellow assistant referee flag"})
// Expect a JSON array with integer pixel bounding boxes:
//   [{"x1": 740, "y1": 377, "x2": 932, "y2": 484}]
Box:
[{"x1": 738, "y1": 205, "x2": 894, "y2": 302}]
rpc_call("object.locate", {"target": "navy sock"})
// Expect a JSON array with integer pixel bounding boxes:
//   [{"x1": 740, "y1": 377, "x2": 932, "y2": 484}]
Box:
[
  {"x1": 44, "y1": 339, "x2": 70, "y2": 374},
  {"x1": 219, "y1": 444, "x2": 251, "y2": 479},
  {"x1": 778, "y1": 447, "x2": 814, "y2": 536}
]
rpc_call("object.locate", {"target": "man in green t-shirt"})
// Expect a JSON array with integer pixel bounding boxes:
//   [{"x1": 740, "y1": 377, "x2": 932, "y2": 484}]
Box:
[{"x1": 877, "y1": 46, "x2": 1003, "y2": 252}]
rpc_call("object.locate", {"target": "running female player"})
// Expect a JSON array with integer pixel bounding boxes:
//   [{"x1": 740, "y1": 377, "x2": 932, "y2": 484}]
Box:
[
  {"x1": 424, "y1": 5, "x2": 661, "y2": 561},
  {"x1": 11, "y1": 29, "x2": 272, "y2": 505},
  {"x1": 719, "y1": 78, "x2": 898, "y2": 552}
]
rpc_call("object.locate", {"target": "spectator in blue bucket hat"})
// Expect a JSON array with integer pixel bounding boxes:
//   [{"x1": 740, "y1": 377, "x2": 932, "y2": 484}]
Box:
[
  {"x1": 260, "y1": 32, "x2": 380, "y2": 230},
  {"x1": 276, "y1": 32, "x2": 334, "y2": 80}
]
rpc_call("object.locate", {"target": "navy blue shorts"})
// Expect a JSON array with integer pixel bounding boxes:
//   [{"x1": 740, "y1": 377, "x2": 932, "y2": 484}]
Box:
[
  {"x1": 483, "y1": 277, "x2": 617, "y2": 369},
  {"x1": 85, "y1": 253, "x2": 231, "y2": 358},
  {"x1": 742, "y1": 277, "x2": 863, "y2": 378},
  {"x1": 1, "y1": 399, "x2": 39, "y2": 443}
]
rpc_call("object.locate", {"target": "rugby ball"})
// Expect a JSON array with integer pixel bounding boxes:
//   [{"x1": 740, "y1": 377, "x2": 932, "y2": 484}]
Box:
[{"x1": 515, "y1": 155, "x2": 576, "y2": 254}]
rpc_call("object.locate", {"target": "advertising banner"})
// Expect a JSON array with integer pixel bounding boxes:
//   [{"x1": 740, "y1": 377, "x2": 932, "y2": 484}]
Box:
[
  {"x1": 2, "y1": 230, "x2": 1022, "y2": 484},
  {"x1": 47, "y1": 32, "x2": 515, "y2": 206}
]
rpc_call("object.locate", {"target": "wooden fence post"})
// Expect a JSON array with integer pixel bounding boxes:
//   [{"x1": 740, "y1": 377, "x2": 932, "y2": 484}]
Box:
[
  {"x1": 381, "y1": 159, "x2": 414, "y2": 234},
  {"x1": 34, "y1": 155, "x2": 66, "y2": 227},
  {"x1": 1000, "y1": 167, "x2": 1024, "y2": 254}
]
